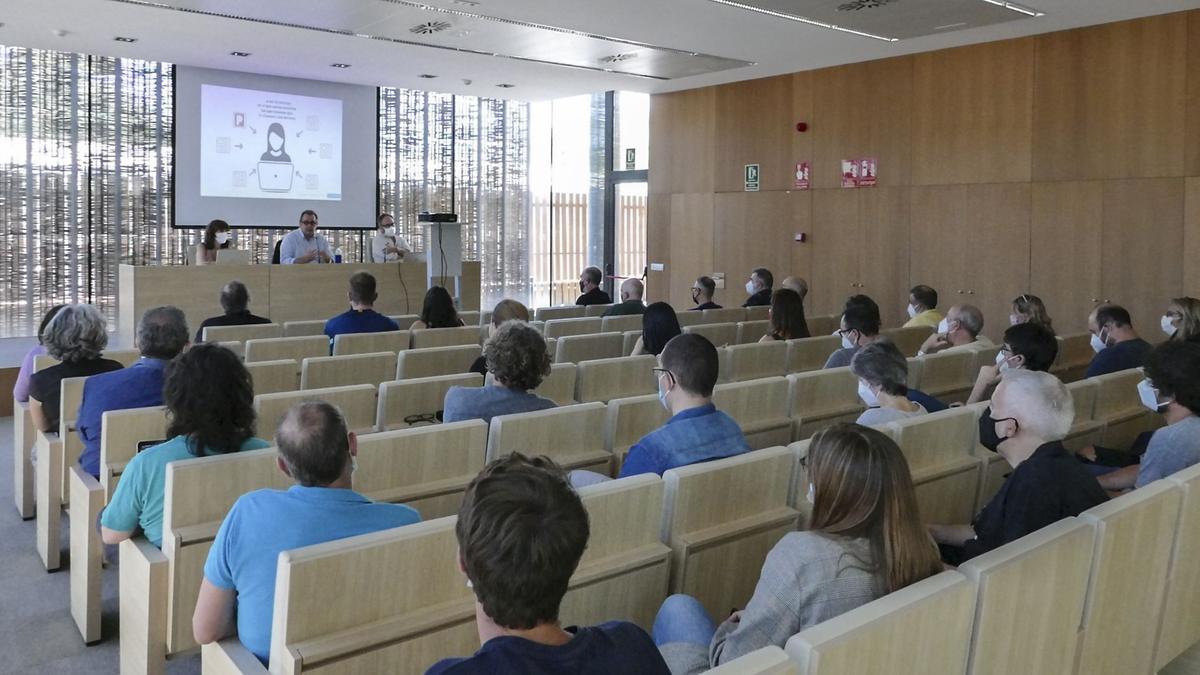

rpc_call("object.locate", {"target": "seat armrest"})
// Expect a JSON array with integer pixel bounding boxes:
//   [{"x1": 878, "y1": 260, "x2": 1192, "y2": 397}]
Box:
[{"x1": 202, "y1": 639, "x2": 269, "y2": 675}]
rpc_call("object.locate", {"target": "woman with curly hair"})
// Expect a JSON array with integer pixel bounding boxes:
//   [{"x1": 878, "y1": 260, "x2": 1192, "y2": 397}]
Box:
[
  {"x1": 100, "y1": 344, "x2": 270, "y2": 548},
  {"x1": 28, "y1": 304, "x2": 124, "y2": 433},
  {"x1": 443, "y1": 321, "x2": 556, "y2": 424}
]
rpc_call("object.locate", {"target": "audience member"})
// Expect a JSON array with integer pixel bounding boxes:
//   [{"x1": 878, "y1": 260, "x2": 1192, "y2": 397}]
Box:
[
  {"x1": 654, "y1": 424, "x2": 941, "y2": 673},
  {"x1": 619, "y1": 334, "x2": 749, "y2": 477},
  {"x1": 279, "y1": 210, "x2": 332, "y2": 264},
  {"x1": 917, "y1": 304, "x2": 990, "y2": 356},
  {"x1": 1085, "y1": 304, "x2": 1150, "y2": 378},
  {"x1": 781, "y1": 276, "x2": 808, "y2": 304},
  {"x1": 824, "y1": 295, "x2": 881, "y2": 369},
  {"x1": 101, "y1": 344, "x2": 270, "y2": 548},
  {"x1": 851, "y1": 340, "x2": 927, "y2": 426},
  {"x1": 195, "y1": 281, "x2": 271, "y2": 343},
  {"x1": 13, "y1": 304, "x2": 64, "y2": 403},
  {"x1": 575, "y1": 266, "x2": 611, "y2": 306},
  {"x1": 1010, "y1": 294, "x2": 1054, "y2": 333},
  {"x1": 27, "y1": 304, "x2": 122, "y2": 433},
  {"x1": 411, "y1": 286, "x2": 465, "y2": 330},
  {"x1": 603, "y1": 278, "x2": 646, "y2": 317},
  {"x1": 426, "y1": 454, "x2": 669, "y2": 675},
  {"x1": 966, "y1": 321, "x2": 1059, "y2": 404},
  {"x1": 196, "y1": 219, "x2": 233, "y2": 265},
  {"x1": 760, "y1": 288, "x2": 809, "y2": 341},
  {"x1": 77, "y1": 306, "x2": 188, "y2": 478},
  {"x1": 470, "y1": 299, "x2": 529, "y2": 376},
  {"x1": 323, "y1": 272, "x2": 401, "y2": 346},
  {"x1": 930, "y1": 370, "x2": 1107, "y2": 565},
  {"x1": 1161, "y1": 297, "x2": 1200, "y2": 343},
  {"x1": 742, "y1": 268, "x2": 773, "y2": 307},
  {"x1": 444, "y1": 322, "x2": 556, "y2": 424},
  {"x1": 1093, "y1": 341, "x2": 1200, "y2": 492},
  {"x1": 370, "y1": 212, "x2": 412, "y2": 263},
  {"x1": 631, "y1": 302, "x2": 682, "y2": 356},
  {"x1": 690, "y1": 276, "x2": 721, "y2": 311},
  {"x1": 903, "y1": 285, "x2": 942, "y2": 329},
  {"x1": 193, "y1": 401, "x2": 421, "y2": 664}
]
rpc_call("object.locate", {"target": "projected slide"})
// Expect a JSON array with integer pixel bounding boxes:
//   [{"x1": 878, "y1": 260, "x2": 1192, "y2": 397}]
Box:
[{"x1": 199, "y1": 84, "x2": 342, "y2": 201}]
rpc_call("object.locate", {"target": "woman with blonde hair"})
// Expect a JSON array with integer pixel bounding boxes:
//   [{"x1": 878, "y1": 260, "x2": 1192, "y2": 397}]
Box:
[
  {"x1": 1161, "y1": 297, "x2": 1200, "y2": 343},
  {"x1": 1010, "y1": 294, "x2": 1054, "y2": 333},
  {"x1": 652, "y1": 423, "x2": 942, "y2": 673}
]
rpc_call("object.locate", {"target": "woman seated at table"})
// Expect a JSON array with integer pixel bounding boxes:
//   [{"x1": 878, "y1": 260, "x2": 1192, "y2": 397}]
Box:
[{"x1": 196, "y1": 219, "x2": 234, "y2": 265}]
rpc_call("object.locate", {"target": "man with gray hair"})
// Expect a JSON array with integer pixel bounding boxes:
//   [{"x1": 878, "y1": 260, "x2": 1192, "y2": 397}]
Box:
[
  {"x1": 193, "y1": 401, "x2": 421, "y2": 664},
  {"x1": 77, "y1": 306, "x2": 190, "y2": 478},
  {"x1": 929, "y1": 370, "x2": 1107, "y2": 564},
  {"x1": 603, "y1": 278, "x2": 647, "y2": 317},
  {"x1": 917, "y1": 304, "x2": 992, "y2": 356},
  {"x1": 195, "y1": 280, "x2": 272, "y2": 342}
]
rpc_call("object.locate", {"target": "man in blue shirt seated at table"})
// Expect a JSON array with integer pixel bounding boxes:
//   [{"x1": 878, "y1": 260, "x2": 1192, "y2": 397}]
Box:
[
  {"x1": 192, "y1": 401, "x2": 421, "y2": 664},
  {"x1": 426, "y1": 454, "x2": 670, "y2": 675},
  {"x1": 76, "y1": 305, "x2": 189, "y2": 479},
  {"x1": 323, "y1": 271, "x2": 400, "y2": 349},
  {"x1": 619, "y1": 333, "x2": 751, "y2": 478},
  {"x1": 1085, "y1": 303, "x2": 1151, "y2": 378},
  {"x1": 279, "y1": 209, "x2": 333, "y2": 264}
]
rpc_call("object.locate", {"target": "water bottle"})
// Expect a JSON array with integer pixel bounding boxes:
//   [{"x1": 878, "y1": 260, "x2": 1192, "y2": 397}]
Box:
[{"x1": 334, "y1": 247, "x2": 343, "y2": 264}]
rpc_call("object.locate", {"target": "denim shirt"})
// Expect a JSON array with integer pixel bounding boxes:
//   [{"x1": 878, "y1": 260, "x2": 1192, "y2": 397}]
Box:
[{"x1": 618, "y1": 403, "x2": 750, "y2": 478}]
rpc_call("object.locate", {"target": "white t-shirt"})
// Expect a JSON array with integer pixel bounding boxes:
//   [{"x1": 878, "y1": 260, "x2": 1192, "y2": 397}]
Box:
[{"x1": 371, "y1": 233, "x2": 411, "y2": 263}]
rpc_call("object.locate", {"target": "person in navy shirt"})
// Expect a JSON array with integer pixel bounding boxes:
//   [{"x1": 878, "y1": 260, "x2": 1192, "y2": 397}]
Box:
[
  {"x1": 322, "y1": 271, "x2": 401, "y2": 349},
  {"x1": 426, "y1": 453, "x2": 669, "y2": 675},
  {"x1": 619, "y1": 334, "x2": 750, "y2": 478},
  {"x1": 76, "y1": 305, "x2": 189, "y2": 478},
  {"x1": 1085, "y1": 304, "x2": 1151, "y2": 378},
  {"x1": 193, "y1": 401, "x2": 421, "y2": 664}
]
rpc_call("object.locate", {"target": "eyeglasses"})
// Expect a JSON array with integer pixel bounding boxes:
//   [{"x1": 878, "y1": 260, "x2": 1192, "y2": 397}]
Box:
[
  {"x1": 300, "y1": 219, "x2": 318, "y2": 225},
  {"x1": 652, "y1": 367, "x2": 674, "y2": 383}
]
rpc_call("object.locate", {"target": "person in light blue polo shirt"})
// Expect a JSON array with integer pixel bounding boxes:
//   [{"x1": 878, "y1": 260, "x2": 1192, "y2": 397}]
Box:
[
  {"x1": 279, "y1": 209, "x2": 332, "y2": 264},
  {"x1": 192, "y1": 401, "x2": 421, "y2": 664},
  {"x1": 322, "y1": 271, "x2": 400, "y2": 350},
  {"x1": 100, "y1": 344, "x2": 270, "y2": 548},
  {"x1": 76, "y1": 306, "x2": 190, "y2": 478},
  {"x1": 619, "y1": 334, "x2": 750, "y2": 478}
]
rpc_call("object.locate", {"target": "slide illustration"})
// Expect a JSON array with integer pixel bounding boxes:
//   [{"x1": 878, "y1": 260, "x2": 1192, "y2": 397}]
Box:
[{"x1": 200, "y1": 84, "x2": 343, "y2": 201}]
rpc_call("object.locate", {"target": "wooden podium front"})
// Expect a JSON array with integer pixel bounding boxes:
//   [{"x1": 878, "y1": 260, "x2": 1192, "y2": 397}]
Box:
[{"x1": 119, "y1": 261, "x2": 481, "y2": 338}]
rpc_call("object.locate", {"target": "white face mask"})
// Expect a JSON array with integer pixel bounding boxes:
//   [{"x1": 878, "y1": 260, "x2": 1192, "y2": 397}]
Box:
[
  {"x1": 841, "y1": 331, "x2": 856, "y2": 350},
  {"x1": 1009, "y1": 314, "x2": 1022, "y2": 327},
  {"x1": 806, "y1": 482, "x2": 815, "y2": 505},
  {"x1": 1090, "y1": 331, "x2": 1107, "y2": 354},
  {"x1": 215, "y1": 232, "x2": 231, "y2": 245},
  {"x1": 745, "y1": 280, "x2": 757, "y2": 295},
  {"x1": 857, "y1": 380, "x2": 880, "y2": 408},
  {"x1": 1138, "y1": 379, "x2": 1164, "y2": 412},
  {"x1": 1162, "y1": 315, "x2": 1177, "y2": 337},
  {"x1": 906, "y1": 304, "x2": 917, "y2": 319},
  {"x1": 937, "y1": 318, "x2": 950, "y2": 335},
  {"x1": 657, "y1": 373, "x2": 671, "y2": 411},
  {"x1": 995, "y1": 350, "x2": 1015, "y2": 373},
  {"x1": 384, "y1": 226, "x2": 396, "y2": 237}
]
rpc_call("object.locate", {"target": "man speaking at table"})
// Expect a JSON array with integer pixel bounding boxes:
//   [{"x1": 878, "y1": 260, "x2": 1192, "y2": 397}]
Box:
[{"x1": 280, "y1": 209, "x2": 333, "y2": 264}]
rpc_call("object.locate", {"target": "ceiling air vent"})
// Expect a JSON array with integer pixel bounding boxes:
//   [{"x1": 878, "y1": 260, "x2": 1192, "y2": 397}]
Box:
[
  {"x1": 837, "y1": 0, "x2": 897, "y2": 10},
  {"x1": 599, "y1": 52, "x2": 638, "y2": 64},
  {"x1": 410, "y1": 20, "x2": 454, "y2": 35}
]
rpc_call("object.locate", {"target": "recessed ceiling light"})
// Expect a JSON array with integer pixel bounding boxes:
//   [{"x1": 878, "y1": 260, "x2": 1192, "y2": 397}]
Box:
[
  {"x1": 230, "y1": 51, "x2": 251, "y2": 57},
  {"x1": 418, "y1": 74, "x2": 438, "y2": 78},
  {"x1": 496, "y1": 83, "x2": 515, "y2": 88},
  {"x1": 114, "y1": 36, "x2": 138, "y2": 43},
  {"x1": 331, "y1": 63, "x2": 351, "y2": 68}
]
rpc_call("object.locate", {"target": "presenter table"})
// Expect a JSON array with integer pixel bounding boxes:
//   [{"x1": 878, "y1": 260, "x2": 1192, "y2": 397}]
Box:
[{"x1": 119, "y1": 261, "x2": 481, "y2": 338}]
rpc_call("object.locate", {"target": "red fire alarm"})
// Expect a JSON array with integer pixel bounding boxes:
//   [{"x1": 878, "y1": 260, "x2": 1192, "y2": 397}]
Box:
[{"x1": 795, "y1": 122, "x2": 808, "y2": 133}]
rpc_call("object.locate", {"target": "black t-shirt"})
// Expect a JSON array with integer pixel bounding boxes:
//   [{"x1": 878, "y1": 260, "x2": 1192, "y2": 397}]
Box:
[
  {"x1": 426, "y1": 621, "x2": 670, "y2": 675},
  {"x1": 196, "y1": 310, "x2": 273, "y2": 343},
  {"x1": 575, "y1": 287, "x2": 612, "y2": 306},
  {"x1": 743, "y1": 288, "x2": 773, "y2": 307},
  {"x1": 28, "y1": 358, "x2": 124, "y2": 431}
]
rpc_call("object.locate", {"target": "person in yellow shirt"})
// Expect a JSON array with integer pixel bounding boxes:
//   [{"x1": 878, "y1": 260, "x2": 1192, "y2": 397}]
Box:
[{"x1": 903, "y1": 285, "x2": 943, "y2": 329}]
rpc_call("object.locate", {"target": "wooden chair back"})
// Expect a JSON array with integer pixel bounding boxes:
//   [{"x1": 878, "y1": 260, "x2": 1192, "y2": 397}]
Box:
[
  {"x1": 713, "y1": 377, "x2": 792, "y2": 449},
  {"x1": 534, "y1": 305, "x2": 586, "y2": 322},
  {"x1": 543, "y1": 317, "x2": 604, "y2": 339},
  {"x1": 881, "y1": 325, "x2": 934, "y2": 357},
  {"x1": 1155, "y1": 463, "x2": 1200, "y2": 669},
  {"x1": 604, "y1": 393, "x2": 669, "y2": 470},
  {"x1": 202, "y1": 323, "x2": 282, "y2": 343},
  {"x1": 683, "y1": 322, "x2": 738, "y2": 348},
  {"x1": 724, "y1": 341, "x2": 789, "y2": 382},
  {"x1": 410, "y1": 326, "x2": 481, "y2": 350},
  {"x1": 574, "y1": 355, "x2": 657, "y2": 403},
  {"x1": 486, "y1": 402, "x2": 611, "y2": 474},
  {"x1": 300, "y1": 352, "x2": 398, "y2": 390},
  {"x1": 244, "y1": 336, "x2": 329, "y2": 364},
  {"x1": 786, "y1": 368, "x2": 863, "y2": 440},
  {"x1": 245, "y1": 359, "x2": 300, "y2": 396},
  {"x1": 554, "y1": 333, "x2": 624, "y2": 364},
  {"x1": 332, "y1": 330, "x2": 411, "y2": 356},
  {"x1": 377, "y1": 373, "x2": 484, "y2": 430},
  {"x1": 394, "y1": 345, "x2": 482, "y2": 380},
  {"x1": 254, "y1": 384, "x2": 378, "y2": 434},
  {"x1": 702, "y1": 307, "x2": 747, "y2": 324},
  {"x1": 784, "y1": 335, "x2": 841, "y2": 373},
  {"x1": 281, "y1": 320, "x2": 326, "y2": 338},
  {"x1": 737, "y1": 320, "x2": 772, "y2": 344},
  {"x1": 601, "y1": 314, "x2": 642, "y2": 334}
]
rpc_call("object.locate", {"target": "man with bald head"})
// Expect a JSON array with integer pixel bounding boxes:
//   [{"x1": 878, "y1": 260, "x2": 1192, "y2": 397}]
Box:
[
  {"x1": 918, "y1": 304, "x2": 992, "y2": 356},
  {"x1": 781, "y1": 276, "x2": 808, "y2": 304},
  {"x1": 193, "y1": 401, "x2": 421, "y2": 664},
  {"x1": 195, "y1": 280, "x2": 272, "y2": 342},
  {"x1": 604, "y1": 278, "x2": 647, "y2": 317}
]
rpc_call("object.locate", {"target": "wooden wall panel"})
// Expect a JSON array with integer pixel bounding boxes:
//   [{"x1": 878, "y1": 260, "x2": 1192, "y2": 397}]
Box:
[
  {"x1": 1187, "y1": 11, "x2": 1200, "y2": 176},
  {"x1": 649, "y1": 88, "x2": 715, "y2": 195},
  {"x1": 808, "y1": 189, "x2": 860, "y2": 319},
  {"x1": 786, "y1": 189, "x2": 814, "y2": 312},
  {"x1": 859, "y1": 187, "x2": 911, "y2": 329},
  {"x1": 1034, "y1": 14, "x2": 1187, "y2": 181},
  {"x1": 912, "y1": 39, "x2": 1035, "y2": 185},
  {"x1": 963, "y1": 183, "x2": 1032, "y2": 344},
  {"x1": 791, "y1": 71, "x2": 815, "y2": 186},
  {"x1": 667, "y1": 193, "x2": 716, "y2": 308},
  {"x1": 1031, "y1": 182, "x2": 1104, "y2": 336},
  {"x1": 812, "y1": 57, "x2": 913, "y2": 190},
  {"x1": 645, "y1": 193, "x2": 673, "y2": 303},
  {"x1": 1101, "y1": 179, "x2": 1184, "y2": 332},
  {"x1": 713, "y1": 75, "x2": 796, "y2": 193},
  {"x1": 1185, "y1": 178, "x2": 1200, "y2": 296},
  {"x1": 909, "y1": 185, "x2": 968, "y2": 305}
]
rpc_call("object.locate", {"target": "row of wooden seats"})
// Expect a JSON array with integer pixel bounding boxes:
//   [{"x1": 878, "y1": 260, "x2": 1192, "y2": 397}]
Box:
[
  {"x1": 199, "y1": 436, "x2": 1200, "y2": 675},
  {"x1": 203, "y1": 311, "x2": 485, "y2": 341},
  {"x1": 534, "y1": 303, "x2": 774, "y2": 323}
]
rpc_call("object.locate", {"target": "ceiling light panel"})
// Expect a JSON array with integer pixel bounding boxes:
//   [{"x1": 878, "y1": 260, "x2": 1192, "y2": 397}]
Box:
[
  {"x1": 107, "y1": 0, "x2": 754, "y2": 80},
  {"x1": 710, "y1": 0, "x2": 1044, "y2": 41}
]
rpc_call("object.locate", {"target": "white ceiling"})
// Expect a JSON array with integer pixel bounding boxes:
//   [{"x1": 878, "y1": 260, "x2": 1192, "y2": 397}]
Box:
[{"x1": 2, "y1": 0, "x2": 1199, "y2": 101}]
